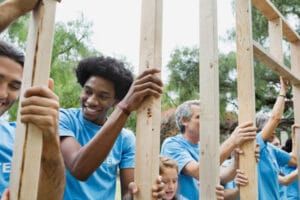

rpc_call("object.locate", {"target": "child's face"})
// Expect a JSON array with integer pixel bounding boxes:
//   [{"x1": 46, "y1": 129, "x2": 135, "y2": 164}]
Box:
[{"x1": 161, "y1": 168, "x2": 178, "y2": 200}]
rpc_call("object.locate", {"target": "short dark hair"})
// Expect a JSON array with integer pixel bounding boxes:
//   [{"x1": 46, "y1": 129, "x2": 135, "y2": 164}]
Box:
[
  {"x1": 75, "y1": 56, "x2": 134, "y2": 101},
  {"x1": 0, "y1": 41, "x2": 24, "y2": 67}
]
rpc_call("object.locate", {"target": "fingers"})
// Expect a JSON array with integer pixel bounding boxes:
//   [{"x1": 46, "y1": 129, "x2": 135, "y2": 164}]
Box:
[
  {"x1": 128, "y1": 182, "x2": 138, "y2": 195},
  {"x1": 1, "y1": 189, "x2": 9, "y2": 200},
  {"x1": 23, "y1": 85, "x2": 59, "y2": 102},
  {"x1": 255, "y1": 143, "x2": 260, "y2": 162},
  {"x1": 215, "y1": 185, "x2": 224, "y2": 200},
  {"x1": 152, "y1": 176, "x2": 165, "y2": 199},
  {"x1": 235, "y1": 169, "x2": 248, "y2": 187}
]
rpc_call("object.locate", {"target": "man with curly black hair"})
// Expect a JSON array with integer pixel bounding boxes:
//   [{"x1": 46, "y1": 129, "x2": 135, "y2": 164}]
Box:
[{"x1": 59, "y1": 56, "x2": 164, "y2": 199}]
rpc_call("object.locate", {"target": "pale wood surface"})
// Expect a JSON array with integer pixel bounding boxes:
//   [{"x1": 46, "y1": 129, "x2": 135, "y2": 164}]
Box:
[
  {"x1": 134, "y1": 0, "x2": 162, "y2": 199},
  {"x1": 9, "y1": 1, "x2": 57, "y2": 199},
  {"x1": 291, "y1": 41, "x2": 300, "y2": 192},
  {"x1": 252, "y1": 0, "x2": 300, "y2": 42},
  {"x1": 199, "y1": 0, "x2": 220, "y2": 199},
  {"x1": 253, "y1": 42, "x2": 300, "y2": 85},
  {"x1": 236, "y1": 0, "x2": 258, "y2": 199}
]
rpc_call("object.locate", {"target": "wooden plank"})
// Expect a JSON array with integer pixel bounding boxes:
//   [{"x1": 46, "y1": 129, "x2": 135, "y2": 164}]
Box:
[
  {"x1": 291, "y1": 41, "x2": 300, "y2": 191},
  {"x1": 253, "y1": 41, "x2": 300, "y2": 86},
  {"x1": 235, "y1": 0, "x2": 258, "y2": 199},
  {"x1": 134, "y1": 0, "x2": 162, "y2": 199},
  {"x1": 9, "y1": 1, "x2": 57, "y2": 200},
  {"x1": 269, "y1": 18, "x2": 283, "y2": 62},
  {"x1": 251, "y1": 0, "x2": 300, "y2": 42},
  {"x1": 199, "y1": 0, "x2": 219, "y2": 199}
]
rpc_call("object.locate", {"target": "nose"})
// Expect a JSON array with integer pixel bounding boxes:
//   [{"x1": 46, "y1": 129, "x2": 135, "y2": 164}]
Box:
[
  {"x1": 86, "y1": 94, "x2": 99, "y2": 106},
  {"x1": 0, "y1": 83, "x2": 8, "y2": 99}
]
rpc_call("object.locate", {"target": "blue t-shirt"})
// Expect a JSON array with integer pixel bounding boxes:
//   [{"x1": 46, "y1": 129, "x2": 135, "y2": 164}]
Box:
[
  {"x1": 282, "y1": 165, "x2": 299, "y2": 200},
  {"x1": 257, "y1": 133, "x2": 291, "y2": 200},
  {"x1": 59, "y1": 108, "x2": 136, "y2": 200},
  {"x1": 0, "y1": 118, "x2": 16, "y2": 196},
  {"x1": 160, "y1": 134, "x2": 199, "y2": 199}
]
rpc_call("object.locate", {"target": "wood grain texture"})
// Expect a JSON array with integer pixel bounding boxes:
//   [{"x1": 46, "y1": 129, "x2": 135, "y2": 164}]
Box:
[{"x1": 9, "y1": 1, "x2": 57, "y2": 199}]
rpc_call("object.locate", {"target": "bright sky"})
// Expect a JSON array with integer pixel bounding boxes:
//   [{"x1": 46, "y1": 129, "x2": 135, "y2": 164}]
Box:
[{"x1": 55, "y1": 0, "x2": 235, "y2": 79}]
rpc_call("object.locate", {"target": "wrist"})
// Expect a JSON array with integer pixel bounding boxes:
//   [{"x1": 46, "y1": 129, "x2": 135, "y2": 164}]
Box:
[{"x1": 117, "y1": 102, "x2": 131, "y2": 116}]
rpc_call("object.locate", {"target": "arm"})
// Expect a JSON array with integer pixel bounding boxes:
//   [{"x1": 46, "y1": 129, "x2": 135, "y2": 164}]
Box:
[
  {"x1": 224, "y1": 188, "x2": 239, "y2": 200},
  {"x1": 288, "y1": 124, "x2": 300, "y2": 166},
  {"x1": 0, "y1": 0, "x2": 39, "y2": 32},
  {"x1": 261, "y1": 76, "x2": 289, "y2": 141},
  {"x1": 182, "y1": 160, "x2": 199, "y2": 179},
  {"x1": 278, "y1": 169, "x2": 298, "y2": 186},
  {"x1": 20, "y1": 81, "x2": 65, "y2": 199},
  {"x1": 60, "y1": 68, "x2": 163, "y2": 180}
]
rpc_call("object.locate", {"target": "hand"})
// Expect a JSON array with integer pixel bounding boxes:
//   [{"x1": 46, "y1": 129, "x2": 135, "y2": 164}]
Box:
[
  {"x1": 1, "y1": 189, "x2": 9, "y2": 200},
  {"x1": 151, "y1": 176, "x2": 165, "y2": 199},
  {"x1": 216, "y1": 184, "x2": 224, "y2": 200},
  {"x1": 255, "y1": 143, "x2": 260, "y2": 163},
  {"x1": 125, "y1": 176, "x2": 165, "y2": 200},
  {"x1": 229, "y1": 121, "x2": 257, "y2": 148},
  {"x1": 11, "y1": 0, "x2": 61, "y2": 14},
  {"x1": 20, "y1": 79, "x2": 59, "y2": 138},
  {"x1": 120, "y1": 68, "x2": 163, "y2": 112},
  {"x1": 279, "y1": 76, "x2": 290, "y2": 95},
  {"x1": 235, "y1": 169, "x2": 248, "y2": 187}
]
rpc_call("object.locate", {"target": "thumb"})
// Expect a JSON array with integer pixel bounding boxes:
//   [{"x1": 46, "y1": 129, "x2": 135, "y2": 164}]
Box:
[{"x1": 48, "y1": 78, "x2": 54, "y2": 91}]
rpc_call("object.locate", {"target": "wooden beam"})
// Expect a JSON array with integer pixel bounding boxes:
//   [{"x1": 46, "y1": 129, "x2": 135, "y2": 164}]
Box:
[
  {"x1": 199, "y1": 0, "x2": 219, "y2": 199},
  {"x1": 269, "y1": 18, "x2": 283, "y2": 62},
  {"x1": 253, "y1": 41, "x2": 300, "y2": 86},
  {"x1": 134, "y1": 0, "x2": 162, "y2": 199},
  {"x1": 291, "y1": 41, "x2": 300, "y2": 191},
  {"x1": 235, "y1": 0, "x2": 258, "y2": 199},
  {"x1": 9, "y1": 1, "x2": 57, "y2": 199},
  {"x1": 251, "y1": 0, "x2": 300, "y2": 42}
]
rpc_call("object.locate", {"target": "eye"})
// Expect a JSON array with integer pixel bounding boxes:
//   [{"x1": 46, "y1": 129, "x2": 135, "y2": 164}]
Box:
[
  {"x1": 83, "y1": 86, "x2": 93, "y2": 95},
  {"x1": 9, "y1": 82, "x2": 21, "y2": 91}
]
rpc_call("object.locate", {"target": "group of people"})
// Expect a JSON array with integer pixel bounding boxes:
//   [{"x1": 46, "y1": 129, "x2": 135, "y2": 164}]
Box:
[{"x1": 0, "y1": 0, "x2": 299, "y2": 200}]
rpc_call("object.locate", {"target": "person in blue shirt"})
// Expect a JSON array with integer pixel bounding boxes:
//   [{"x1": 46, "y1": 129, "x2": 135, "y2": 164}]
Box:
[
  {"x1": 0, "y1": 41, "x2": 65, "y2": 199},
  {"x1": 160, "y1": 99, "x2": 257, "y2": 199},
  {"x1": 254, "y1": 76, "x2": 298, "y2": 200},
  {"x1": 58, "y1": 56, "x2": 164, "y2": 199}
]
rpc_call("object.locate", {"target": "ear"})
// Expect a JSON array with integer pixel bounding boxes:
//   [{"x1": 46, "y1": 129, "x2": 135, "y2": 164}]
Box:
[{"x1": 180, "y1": 117, "x2": 188, "y2": 126}]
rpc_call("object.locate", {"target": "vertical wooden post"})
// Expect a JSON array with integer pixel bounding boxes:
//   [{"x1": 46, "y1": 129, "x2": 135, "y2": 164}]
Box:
[
  {"x1": 9, "y1": 1, "x2": 57, "y2": 199},
  {"x1": 291, "y1": 41, "x2": 300, "y2": 191},
  {"x1": 134, "y1": 0, "x2": 162, "y2": 199},
  {"x1": 199, "y1": 0, "x2": 219, "y2": 199},
  {"x1": 235, "y1": 0, "x2": 258, "y2": 199},
  {"x1": 269, "y1": 18, "x2": 283, "y2": 62}
]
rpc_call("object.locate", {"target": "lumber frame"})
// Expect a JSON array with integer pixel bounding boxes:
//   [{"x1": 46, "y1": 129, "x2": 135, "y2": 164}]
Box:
[
  {"x1": 251, "y1": 0, "x2": 300, "y2": 43},
  {"x1": 235, "y1": 0, "x2": 258, "y2": 199},
  {"x1": 9, "y1": 1, "x2": 57, "y2": 199},
  {"x1": 134, "y1": 0, "x2": 162, "y2": 199},
  {"x1": 253, "y1": 42, "x2": 300, "y2": 86},
  {"x1": 291, "y1": 41, "x2": 300, "y2": 190},
  {"x1": 199, "y1": 0, "x2": 220, "y2": 199}
]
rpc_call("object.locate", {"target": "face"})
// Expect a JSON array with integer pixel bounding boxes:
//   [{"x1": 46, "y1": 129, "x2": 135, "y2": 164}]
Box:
[
  {"x1": 182, "y1": 105, "x2": 200, "y2": 141},
  {"x1": 161, "y1": 167, "x2": 178, "y2": 200},
  {"x1": 272, "y1": 137, "x2": 281, "y2": 148},
  {"x1": 0, "y1": 56, "x2": 23, "y2": 116},
  {"x1": 80, "y1": 76, "x2": 117, "y2": 125}
]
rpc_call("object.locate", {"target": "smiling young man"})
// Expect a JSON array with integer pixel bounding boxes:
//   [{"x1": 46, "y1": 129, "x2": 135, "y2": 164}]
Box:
[
  {"x1": 0, "y1": 41, "x2": 65, "y2": 199},
  {"x1": 59, "y1": 56, "x2": 164, "y2": 199}
]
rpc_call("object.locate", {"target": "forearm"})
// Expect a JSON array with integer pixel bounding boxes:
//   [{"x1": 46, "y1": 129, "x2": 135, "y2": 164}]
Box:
[
  {"x1": 0, "y1": 0, "x2": 23, "y2": 32},
  {"x1": 278, "y1": 169, "x2": 298, "y2": 185},
  {"x1": 68, "y1": 108, "x2": 129, "y2": 180},
  {"x1": 38, "y1": 132, "x2": 65, "y2": 200},
  {"x1": 220, "y1": 162, "x2": 237, "y2": 184},
  {"x1": 261, "y1": 95, "x2": 285, "y2": 140},
  {"x1": 220, "y1": 139, "x2": 236, "y2": 164}
]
